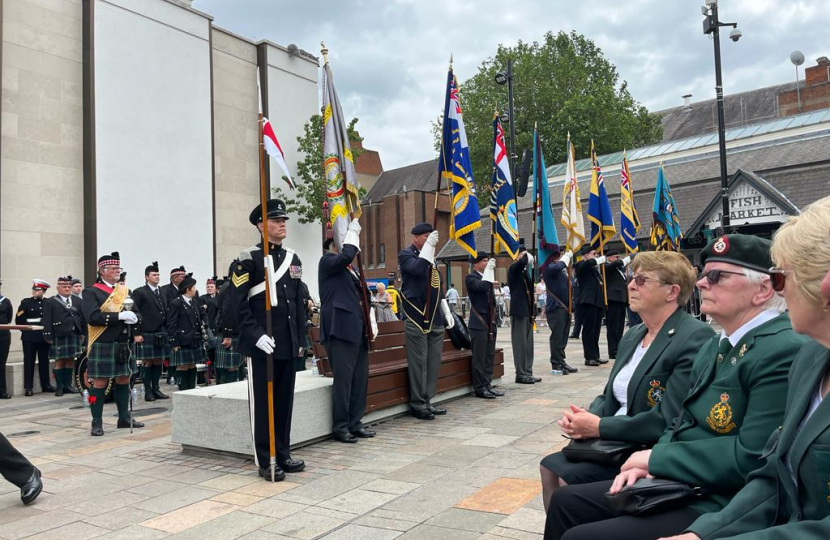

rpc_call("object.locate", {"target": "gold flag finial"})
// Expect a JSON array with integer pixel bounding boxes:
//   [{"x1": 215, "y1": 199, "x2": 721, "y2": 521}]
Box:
[
  {"x1": 320, "y1": 42, "x2": 329, "y2": 65},
  {"x1": 567, "y1": 131, "x2": 571, "y2": 141}
]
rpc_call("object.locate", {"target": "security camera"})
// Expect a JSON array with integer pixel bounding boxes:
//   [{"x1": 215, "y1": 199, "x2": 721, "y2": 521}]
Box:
[{"x1": 729, "y1": 28, "x2": 742, "y2": 42}]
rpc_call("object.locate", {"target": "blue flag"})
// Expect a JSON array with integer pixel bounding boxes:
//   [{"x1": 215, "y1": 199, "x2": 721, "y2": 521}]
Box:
[
  {"x1": 532, "y1": 127, "x2": 559, "y2": 271},
  {"x1": 490, "y1": 116, "x2": 519, "y2": 258},
  {"x1": 587, "y1": 141, "x2": 616, "y2": 250},
  {"x1": 650, "y1": 165, "x2": 682, "y2": 250},
  {"x1": 439, "y1": 69, "x2": 480, "y2": 257},
  {"x1": 619, "y1": 154, "x2": 641, "y2": 254}
]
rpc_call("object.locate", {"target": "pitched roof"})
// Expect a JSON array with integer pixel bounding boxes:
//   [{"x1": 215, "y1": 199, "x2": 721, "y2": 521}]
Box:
[{"x1": 364, "y1": 159, "x2": 438, "y2": 202}]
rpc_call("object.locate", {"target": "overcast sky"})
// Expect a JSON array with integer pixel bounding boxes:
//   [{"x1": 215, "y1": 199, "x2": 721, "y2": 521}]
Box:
[{"x1": 194, "y1": 0, "x2": 828, "y2": 170}]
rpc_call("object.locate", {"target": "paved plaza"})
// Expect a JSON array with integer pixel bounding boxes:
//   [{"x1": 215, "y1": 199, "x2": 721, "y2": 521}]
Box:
[{"x1": 0, "y1": 327, "x2": 626, "y2": 540}]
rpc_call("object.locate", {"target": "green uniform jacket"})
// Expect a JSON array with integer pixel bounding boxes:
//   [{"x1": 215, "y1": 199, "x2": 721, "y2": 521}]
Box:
[
  {"x1": 588, "y1": 309, "x2": 715, "y2": 444},
  {"x1": 686, "y1": 340, "x2": 830, "y2": 539},
  {"x1": 648, "y1": 312, "x2": 808, "y2": 514}
]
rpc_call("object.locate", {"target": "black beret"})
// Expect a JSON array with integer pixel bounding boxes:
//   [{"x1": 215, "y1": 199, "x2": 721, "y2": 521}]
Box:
[
  {"x1": 470, "y1": 251, "x2": 489, "y2": 264},
  {"x1": 178, "y1": 273, "x2": 197, "y2": 294},
  {"x1": 249, "y1": 199, "x2": 289, "y2": 225},
  {"x1": 700, "y1": 234, "x2": 772, "y2": 274},
  {"x1": 70, "y1": 278, "x2": 82, "y2": 285},
  {"x1": 145, "y1": 261, "x2": 159, "y2": 274},
  {"x1": 410, "y1": 222, "x2": 434, "y2": 235},
  {"x1": 606, "y1": 249, "x2": 620, "y2": 257},
  {"x1": 579, "y1": 245, "x2": 597, "y2": 256}
]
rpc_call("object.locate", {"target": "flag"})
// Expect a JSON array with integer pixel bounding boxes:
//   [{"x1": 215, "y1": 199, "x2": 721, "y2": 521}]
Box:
[
  {"x1": 490, "y1": 115, "x2": 519, "y2": 258},
  {"x1": 560, "y1": 135, "x2": 585, "y2": 253},
  {"x1": 439, "y1": 68, "x2": 480, "y2": 257},
  {"x1": 587, "y1": 141, "x2": 616, "y2": 250},
  {"x1": 650, "y1": 164, "x2": 683, "y2": 251},
  {"x1": 262, "y1": 118, "x2": 295, "y2": 190},
  {"x1": 532, "y1": 126, "x2": 559, "y2": 271},
  {"x1": 619, "y1": 153, "x2": 640, "y2": 253},
  {"x1": 322, "y1": 60, "x2": 361, "y2": 248}
]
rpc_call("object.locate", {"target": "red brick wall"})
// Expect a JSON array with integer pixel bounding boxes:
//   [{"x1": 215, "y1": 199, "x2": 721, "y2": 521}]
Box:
[{"x1": 778, "y1": 58, "x2": 830, "y2": 116}]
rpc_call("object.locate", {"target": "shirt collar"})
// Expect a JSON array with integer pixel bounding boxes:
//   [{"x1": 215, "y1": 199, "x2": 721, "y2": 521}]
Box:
[
  {"x1": 182, "y1": 296, "x2": 192, "y2": 305},
  {"x1": 721, "y1": 309, "x2": 781, "y2": 346}
]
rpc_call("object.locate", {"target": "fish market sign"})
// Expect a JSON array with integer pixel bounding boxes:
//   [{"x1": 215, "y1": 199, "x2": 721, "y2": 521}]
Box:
[{"x1": 704, "y1": 181, "x2": 789, "y2": 228}]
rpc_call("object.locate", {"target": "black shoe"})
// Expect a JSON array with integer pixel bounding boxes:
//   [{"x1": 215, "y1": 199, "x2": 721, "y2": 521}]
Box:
[
  {"x1": 609, "y1": 354, "x2": 616, "y2": 360},
  {"x1": 427, "y1": 405, "x2": 447, "y2": 415},
  {"x1": 153, "y1": 389, "x2": 169, "y2": 400},
  {"x1": 561, "y1": 362, "x2": 579, "y2": 374},
  {"x1": 584, "y1": 359, "x2": 601, "y2": 367},
  {"x1": 91, "y1": 419, "x2": 104, "y2": 437},
  {"x1": 25, "y1": 389, "x2": 34, "y2": 397},
  {"x1": 117, "y1": 417, "x2": 146, "y2": 429},
  {"x1": 487, "y1": 386, "x2": 505, "y2": 396},
  {"x1": 63, "y1": 387, "x2": 79, "y2": 395},
  {"x1": 144, "y1": 392, "x2": 156, "y2": 402},
  {"x1": 476, "y1": 390, "x2": 497, "y2": 399},
  {"x1": 334, "y1": 432, "x2": 358, "y2": 443},
  {"x1": 531, "y1": 376, "x2": 542, "y2": 383},
  {"x1": 412, "y1": 408, "x2": 435, "y2": 420},
  {"x1": 597, "y1": 358, "x2": 609, "y2": 364},
  {"x1": 280, "y1": 458, "x2": 305, "y2": 473},
  {"x1": 20, "y1": 469, "x2": 42, "y2": 505},
  {"x1": 42, "y1": 386, "x2": 56, "y2": 393},
  {"x1": 351, "y1": 428, "x2": 376, "y2": 438},
  {"x1": 0, "y1": 394, "x2": 11, "y2": 399},
  {"x1": 258, "y1": 466, "x2": 286, "y2": 482},
  {"x1": 515, "y1": 376, "x2": 535, "y2": 384},
  {"x1": 55, "y1": 389, "x2": 64, "y2": 397},
  {"x1": 569, "y1": 334, "x2": 579, "y2": 339}
]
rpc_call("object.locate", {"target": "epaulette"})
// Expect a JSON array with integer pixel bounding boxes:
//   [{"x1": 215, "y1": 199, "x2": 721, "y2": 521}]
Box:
[{"x1": 237, "y1": 246, "x2": 258, "y2": 261}]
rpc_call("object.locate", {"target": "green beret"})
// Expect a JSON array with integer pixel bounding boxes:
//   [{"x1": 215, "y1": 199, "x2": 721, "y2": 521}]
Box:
[{"x1": 700, "y1": 234, "x2": 772, "y2": 274}]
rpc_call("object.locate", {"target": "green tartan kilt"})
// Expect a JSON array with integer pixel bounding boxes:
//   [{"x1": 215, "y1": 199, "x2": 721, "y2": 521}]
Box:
[
  {"x1": 133, "y1": 332, "x2": 170, "y2": 361},
  {"x1": 49, "y1": 334, "x2": 83, "y2": 360},
  {"x1": 87, "y1": 341, "x2": 134, "y2": 379},
  {"x1": 170, "y1": 344, "x2": 206, "y2": 367},
  {"x1": 215, "y1": 337, "x2": 243, "y2": 369}
]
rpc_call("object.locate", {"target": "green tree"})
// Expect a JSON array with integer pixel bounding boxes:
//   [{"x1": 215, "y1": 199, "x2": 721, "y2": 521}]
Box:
[
  {"x1": 435, "y1": 30, "x2": 663, "y2": 206},
  {"x1": 273, "y1": 115, "x2": 365, "y2": 224}
]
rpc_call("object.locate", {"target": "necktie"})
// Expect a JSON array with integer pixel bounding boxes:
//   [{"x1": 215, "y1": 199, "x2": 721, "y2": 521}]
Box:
[
  {"x1": 66, "y1": 298, "x2": 71, "y2": 309},
  {"x1": 155, "y1": 288, "x2": 160, "y2": 297},
  {"x1": 717, "y1": 338, "x2": 732, "y2": 363}
]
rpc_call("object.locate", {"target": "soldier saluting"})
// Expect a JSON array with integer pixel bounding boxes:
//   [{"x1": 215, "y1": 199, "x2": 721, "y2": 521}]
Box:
[{"x1": 227, "y1": 199, "x2": 306, "y2": 481}]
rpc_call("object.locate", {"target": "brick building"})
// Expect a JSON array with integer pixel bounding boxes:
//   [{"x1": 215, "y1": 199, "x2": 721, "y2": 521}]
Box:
[
  {"x1": 352, "y1": 132, "x2": 384, "y2": 193},
  {"x1": 778, "y1": 56, "x2": 830, "y2": 116}
]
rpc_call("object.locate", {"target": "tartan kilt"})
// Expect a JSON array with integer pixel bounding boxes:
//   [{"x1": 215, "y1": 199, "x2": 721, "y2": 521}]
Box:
[
  {"x1": 170, "y1": 344, "x2": 206, "y2": 367},
  {"x1": 49, "y1": 334, "x2": 83, "y2": 360},
  {"x1": 215, "y1": 337, "x2": 243, "y2": 369},
  {"x1": 87, "y1": 341, "x2": 134, "y2": 379},
  {"x1": 133, "y1": 332, "x2": 170, "y2": 361}
]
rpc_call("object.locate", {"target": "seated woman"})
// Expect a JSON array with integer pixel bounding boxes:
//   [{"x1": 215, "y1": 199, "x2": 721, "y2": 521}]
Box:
[
  {"x1": 662, "y1": 196, "x2": 830, "y2": 540},
  {"x1": 545, "y1": 234, "x2": 809, "y2": 540},
  {"x1": 540, "y1": 251, "x2": 714, "y2": 512}
]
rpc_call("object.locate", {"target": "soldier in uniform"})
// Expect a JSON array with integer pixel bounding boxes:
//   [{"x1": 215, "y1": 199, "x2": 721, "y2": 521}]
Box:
[
  {"x1": 166, "y1": 273, "x2": 205, "y2": 391},
  {"x1": 132, "y1": 262, "x2": 169, "y2": 401},
  {"x1": 227, "y1": 199, "x2": 306, "y2": 481},
  {"x1": 198, "y1": 276, "x2": 220, "y2": 383},
  {"x1": 467, "y1": 252, "x2": 502, "y2": 399},
  {"x1": 603, "y1": 250, "x2": 632, "y2": 360},
  {"x1": 42, "y1": 276, "x2": 85, "y2": 396},
  {"x1": 0, "y1": 431, "x2": 43, "y2": 505},
  {"x1": 574, "y1": 247, "x2": 608, "y2": 367},
  {"x1": 508, "y1": 244, "x2": 542, "y2": 384},
  {"x1": 0, "y1": 281, "x2": 12, "y2": 399},
  {"x1": 398, "y1": 222, "x2": 455, "y2": 420},
  {"x1": 83, "y1": 252, "x2": 145, "y2": 436},
  {"x1": 542, "y1": 249, "x2": 578, "y2": 375},
  {"x1": 71, "y1": 278, "x2": 83, "y2": 300},
  {"x1": 216, "y1": 267, "x2": 243, "y2": 384},
  {"x1": 16, "y1": 279, "x2": 55, "y2": 396}
]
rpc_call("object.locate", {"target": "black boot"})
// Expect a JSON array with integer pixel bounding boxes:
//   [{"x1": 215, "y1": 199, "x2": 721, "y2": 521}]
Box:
[
  {"x1": 91, "y1": 418, "x2": 104, "y2": 437},
  {"x1": 152, "y1": 364, "x2": 168, "y2": 399}
]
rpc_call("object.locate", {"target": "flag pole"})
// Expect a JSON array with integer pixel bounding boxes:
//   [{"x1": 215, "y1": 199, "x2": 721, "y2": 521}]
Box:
[
  {"x1": 593, "y1": 142, "x2": 608, "y2": 307},
  {"x1": 566, "y1": 135, "x2": 573, "y2": 315}
]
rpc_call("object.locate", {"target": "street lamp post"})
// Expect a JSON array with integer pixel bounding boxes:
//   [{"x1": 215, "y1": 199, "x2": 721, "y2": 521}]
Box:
[
  {"x1": 495, "y1": 60, "x2": 517, "y2": 185},
  {"x1": 703, "y1": 0, "x2": 740, "y2": 229}
]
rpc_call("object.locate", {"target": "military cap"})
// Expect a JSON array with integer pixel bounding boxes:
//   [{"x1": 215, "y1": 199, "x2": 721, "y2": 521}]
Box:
[
  {"x1": 249, "y1": 198, "x2": 289, "y2": 225},
  {"x1": 97, "y1": 252, "x2": 120, "y2": 269},
  {"x1": 606, "y1": 249, "x2": 620, "y2": 257},
  {"x1": 145, "y1": 261, "x2": 160, "y2": 274},
  {"x1": 32, "y1": 279, "x2": 51, "y2": 291},
  {"x1": 410, "y1": 222, "x2": 434, "y2": 235},
  {"x1": 579, "y1": 245, "x2": 597, "y2": 256},
  {"x1": 700, "y1": 234, "x2": 773, "y2": 274},
  {"x1": 70, "y1": 278, "x2": 82, "y2": 286},
  {"x1": 178, "y1": 273, "x2": 197, "y2": 294},
  {"x1": 470, "y1": 251, "x2": 489, "y2": 264},
  {"x1": 170, "y1": 265, "x2": 186, "y2": 276},
  {"x1": 207, "y1": 276, "x2": 217, "y2": 285}
]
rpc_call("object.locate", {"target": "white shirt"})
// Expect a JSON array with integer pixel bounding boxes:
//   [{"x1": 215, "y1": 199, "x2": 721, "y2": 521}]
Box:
[
  {"x1": 613, "y1": 339, "x2": 651, "y2": 416},
  {"x1": 183, "y1": 296, "x2": 192, "y2": 306},
  {"x1": 720, "y1": 309, "x2": 781, "y2": 347},
  {"x1": 446, "y1": 288, "x2": 459, "y2": 303}
]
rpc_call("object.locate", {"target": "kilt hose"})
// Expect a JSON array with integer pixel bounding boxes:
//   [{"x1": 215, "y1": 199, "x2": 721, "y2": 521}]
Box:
[
  {"x1": 48, "y1": 334, "x2": 83, "y2": 361},
  {"x1": 87, "y1": 341, "x2": 134, "y2": 379}
]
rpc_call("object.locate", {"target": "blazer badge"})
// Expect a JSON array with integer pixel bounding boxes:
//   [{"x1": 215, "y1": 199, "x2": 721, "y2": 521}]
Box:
[
  {"x1": 647, "y1": 379, "x2": 665, "y2": 408},
  {"x1": 706, "y1": 392, "x2": 736, "y2": 434}
]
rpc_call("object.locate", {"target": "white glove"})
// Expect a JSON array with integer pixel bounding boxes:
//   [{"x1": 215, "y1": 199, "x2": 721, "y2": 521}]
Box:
[
  {"x1": 441, "y1": 299, "x2": 455, "y2": 330},
  {"x1": 344, "y1": 218, "x2": 361, "y2": 250},
  {"x1": 482, "y1": 258, "x2": 496, "y2": 283},
  {"x1": 525, "y1": 252, "x2": 534, "y2": 268},
  {"x1": 418, "y1": 230, "x2": 439, "y2": 265},
  {"x1": 370, "y1": 306, "x2": 378, "y2": 341},
  {"x1": 560, "y1": 251, "x2": 573, "y2": 268},
  {"x1": 256, "y1": 334, "x2": 275, "y2": 354},
  {"x1": 426, "y1": 230, "x2": 439, "y2": 247},
  {"x1": 595, "y1": 255, "x2": 607, "y2": 265},
  {"x1": 118, "y1": 311, "x2": 138, "y2": 324},
  {"x1": 622, "y1": 255, "x2": 632, "y2": 266}
]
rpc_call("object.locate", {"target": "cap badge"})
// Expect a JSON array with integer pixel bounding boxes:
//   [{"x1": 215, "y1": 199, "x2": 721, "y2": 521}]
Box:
[{"x1": 713, "y1": 236, "x2": 729, "y2": 254}]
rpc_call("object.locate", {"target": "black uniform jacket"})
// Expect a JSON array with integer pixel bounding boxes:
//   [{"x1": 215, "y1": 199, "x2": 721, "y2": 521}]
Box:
[
  {"x1": 166, "y1": 296, "x2": 203, "y2": 349},
  {"x1": 604, "y1": 259, "x2": 628, "y2": 304},
  {"x1": 218, "y1": 261, "x2": 238, "y2": 339},
  {"x1": 507, "y1": 254, "x2": 534, "y2": 318},
  {"x1": 132, "y1": 284, "x2": 167, "y2": 334},
  {"x1": 466, "y1": 270, "x2": 495, "y2": 333},
  {"x1": 42, "y1": 295, "x2": 84, "y2": 341},
  {"x1": 15, "y1": 297, "x2": 46, "y2": 342},
  {"x1": 398, "y1": 244, "x2": 444, "y2": 331},
  {"x1": 574, "y1": 258, "x2": 605, "y2": 308},
  {"x1": 318, "y1": 244, "x2": 367, "y2": 344},
  {"x1": 197, "y1": 294, "x2": 219, "y2": 332},
  {"x1": 227, "y1": 243, "x2": 306, "y2": 360},
  {"x1": 588, "y1": 309, "x2": 715, "y2": 444},
  {"x1": 82, "y1": 283, "x2": 131, "y2": 344},
  {"x1": 0, "y1": 296, "x2": 13, "y2": 340},
  {"x1": 159, "y1": 282, "x2": 179, "y2": 308}
]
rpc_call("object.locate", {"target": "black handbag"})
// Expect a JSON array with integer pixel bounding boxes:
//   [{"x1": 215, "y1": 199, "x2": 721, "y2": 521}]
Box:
[
  {"x1": 605, "y1": 478, "x2": 707, "y2": 516},
  {"x1": 561, "y1": 438, "x2": 645, "y2": 467},
  {"x1": 447, "y1": 311, "x2": 472, "y2": 349}
]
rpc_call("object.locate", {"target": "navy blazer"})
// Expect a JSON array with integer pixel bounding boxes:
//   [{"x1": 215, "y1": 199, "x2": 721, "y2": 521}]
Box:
[
  {"x1": 605, "y1": 259, "x2": 628, "y2": 303},
  {"x1": 543, "y1": 260, "x2": 570, "y2": 313},
  {"x1": 42, "y1": 295, "x2": 85, "y2": 341},
  {"x1": 466, "y1": 271, "x2": 495, "y2": 332},
  {"x1": 507, "y1": 254, "x2": 534, "y2": 318},
  {"x1": 318, "y1": 245, "x2": 367, "y2": 344},
  {"x1": 575, "y1": 258, "x2": 605, "y2": 308},
  {"x1": 132, "y1": 284, "x2": 167, "y2": 334},
  {"x1": 398, "y1": 244, "x2": 444, "y2": 330}
]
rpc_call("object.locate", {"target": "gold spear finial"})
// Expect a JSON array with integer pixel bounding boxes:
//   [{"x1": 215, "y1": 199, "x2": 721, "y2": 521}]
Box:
[
  {"x1": 449, "y1": 53, "x2": 453, "y2": 68},
  {"x1": 320, "y1": 42, "x2": 329, "y2": 65}
]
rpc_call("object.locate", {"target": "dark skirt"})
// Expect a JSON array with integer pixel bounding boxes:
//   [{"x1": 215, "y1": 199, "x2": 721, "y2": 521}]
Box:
[
  {"x1": 215, "y1": 337, "x2": 243, "y2": 369},
  {"x1": 134, "y1": 332, "x2": 170, "y2": 361},
  {"x1": 170, "y1": 344, "x2": 205, "y2": 367},
  {"x1": 540, "y1": 450, "x2": 620, "y2": 485},
  {"x1": 87, "y1": 341, "x2": 134, "y2": 379},
  {"x1": 49, "y1": 334, "x2": 83, "y2": 360}
]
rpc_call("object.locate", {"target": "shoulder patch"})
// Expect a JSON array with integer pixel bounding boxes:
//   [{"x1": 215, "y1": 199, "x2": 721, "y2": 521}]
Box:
[{"x1": 232, "y1": 272, "x2": 250, "y2": 288}]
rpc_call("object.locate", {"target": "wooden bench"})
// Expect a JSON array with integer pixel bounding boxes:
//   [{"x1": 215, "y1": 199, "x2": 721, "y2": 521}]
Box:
[{"x1": 308, "y1": 320, "x2": 505, "y2": 413}]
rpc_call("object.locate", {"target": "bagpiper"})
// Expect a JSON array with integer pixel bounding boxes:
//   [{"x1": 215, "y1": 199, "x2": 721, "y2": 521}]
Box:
[
  {"x1": 42, "y1": 276, "x2": 85, "y2": 396},
  {"x1": 166, "y1": 273, "x2": 205, "y2": 390},
  {"x1": 216, "y1": 268, "x2": 243, "y2": 383},
  {"x1": 131, "y1": 261, "x2": 170, "y2": 401}
]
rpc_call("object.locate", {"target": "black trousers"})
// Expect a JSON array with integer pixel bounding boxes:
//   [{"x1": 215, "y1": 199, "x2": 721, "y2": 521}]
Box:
[
  {"x1": 470, "y1": 329, "x2": 495, "y2": 393},
  {"x1": 605, "y1": 301, "x2": 627, "y2": 358},
  {"x1": 246, "y1": 354, "x2": 296, "y2": 467},
  {"x1": 577, "y1": 305, "x2": 603, "y2": 361},
  {"x1": 0, "y1": 432, "x2": 36, "y2": 487},
  {"x1": 546, "y1": 309, "x2": 570, "y2": 366},
  {"x1": 546, "y1": 480, "x2": 701, "y2": 540},
  {"x1": 0, "y1": 337, "x2": 10, "y2": 394},
  {"x1": 571, "y1": 306, "x2": 583, "y2": 337},
  {"x1": 22, "y1": 341, "x2": 51, "y2": 390},
  {"x1": 324, "y1": 336, "x2": 368, "y2": 436}
]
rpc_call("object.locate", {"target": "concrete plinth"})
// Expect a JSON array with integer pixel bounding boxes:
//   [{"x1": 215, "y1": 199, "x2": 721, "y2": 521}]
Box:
[{"x1": 5, "y1": 360, "x2": 56, "y2": 396}]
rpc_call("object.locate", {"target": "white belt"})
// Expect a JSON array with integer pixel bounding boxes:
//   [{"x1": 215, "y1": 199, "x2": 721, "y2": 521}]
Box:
[{"x1": 246, "y1": 248, "x2": 295, "y2": 304}]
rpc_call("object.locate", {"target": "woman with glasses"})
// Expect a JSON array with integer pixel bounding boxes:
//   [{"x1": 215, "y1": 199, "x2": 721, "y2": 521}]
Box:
[
  {"x1": 661, "y1": 197, "x2": 830, "y2": 540},
  {"x1": 540, "y1": 251, "x2": 715, "y2": 512}
]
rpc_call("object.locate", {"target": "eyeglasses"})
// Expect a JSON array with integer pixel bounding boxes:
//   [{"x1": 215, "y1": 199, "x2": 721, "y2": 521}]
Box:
[
  {"x1": 698, "y1": 269, "x2": 744, "y2": 286},
  {"x1": 768, "y1": 267, "x2": 791, "y2": 292},
  {"x1": 628, "y1": 274, "x2": 667, "y2": 287}
]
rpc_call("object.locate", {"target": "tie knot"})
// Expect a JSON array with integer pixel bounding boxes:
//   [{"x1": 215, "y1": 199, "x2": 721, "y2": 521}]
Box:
[{"x1": 717, "y1": 338, "x2": 732, "y2": 360}]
